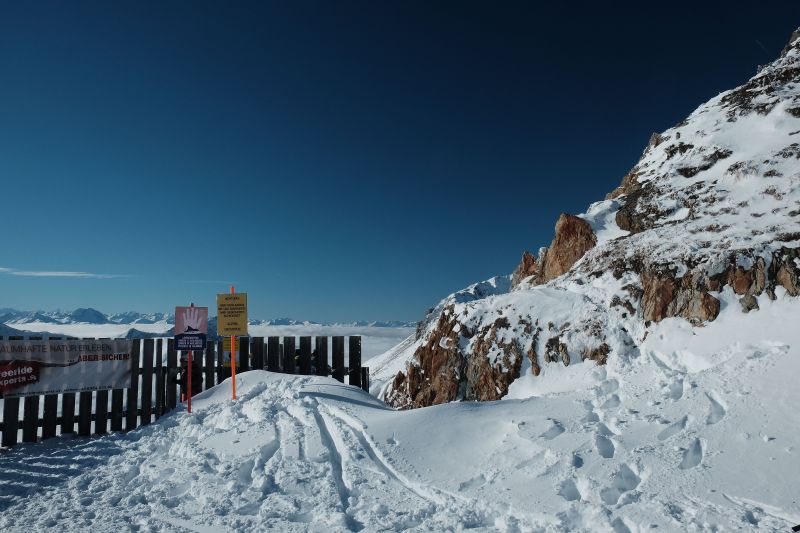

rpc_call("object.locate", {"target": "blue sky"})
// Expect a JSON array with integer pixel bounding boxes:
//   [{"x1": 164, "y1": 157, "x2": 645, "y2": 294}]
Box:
[{"x1": 1, "y1": 2, "x2": 798, "y2": 321}]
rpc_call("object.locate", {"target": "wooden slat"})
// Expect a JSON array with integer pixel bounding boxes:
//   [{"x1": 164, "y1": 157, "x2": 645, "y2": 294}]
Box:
[
  {"x1": 240, "y1": 337, "x2": 250, "y2": 372},
  {"x1": 2, "y1": 336, "x2": 23, "y2": 446},
  {"x1": 155, "y1": 339, "x2": 165, "y2": 418},
  {"x1": 251, "y1": 337, "x2": 264, "y2": 370},
  {"x1": 166, "y1": 339, "x2": 178, "y2": 411},
  {"x1": 332, "y1": 336, "x2": 345, "y2": 383},
  {"x1": 283, "y1": 337, "x2": 296, "y2": 374},
  {"x1": 140, "y1": 339, "x2": 154, "y2": 425},
  {"x1": 111, "y1": 388, "x2": 124, "y2": 431},
  {"x1": 267, "y1": 336, "x2": 280, "y2": 371},
  {"x1": 22, "y1": 396, "x2": 38, "y2": 442},
  {"x1": 78, "y1": 391, "x2": 92, "y2": 436},
  {"x1": 348, "y1": 336, "x2": 362, "y2": 388},
  {"x1": 126, "y1": 339, "x2": 141, "y2": 431},
  {"x1": 61, "y1": 392, "x2": 76, "y2": 435},
  {"x1": 42, "y1": 394, "x2": 58, "y2": 439},
  {"x1": 2, "y1": 397, "x2": 20, "y2": 447},
  {"x1": 315, "y1": 336, "x2": 329, "y2": 376},
  {"x1": 42, "y1": 336, "x2": 60, "y2": 439},
  {"x1": 22, "y1": 336, "x2": 42, "y2": 443},
  {"x1": 361, "y1": 367, "x2": 369, "y2": 392},
  {"x1": 204, "y1": 340, "x2": 215, "y2": 390},
  {"x1": 95, "y1": 390, "x2": 109, "y2": 435},
  {"x1": 77, "y1": 337, "x2": 95, "y2": 436},
  {"x1": 217, "y1": 339, "x2": 227, "y2": 383},
  {"x1": 299, "y1": 336, "x2": 312, "y2": 375}
]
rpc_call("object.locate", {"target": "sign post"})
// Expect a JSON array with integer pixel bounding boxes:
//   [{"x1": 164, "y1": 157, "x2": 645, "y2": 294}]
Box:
[
  {"x1": 216, "y1": 288, "x2": 248, "y2": 400},
  {"x1": 174, "y1": 304, "x2": 208, "y2": 413}
]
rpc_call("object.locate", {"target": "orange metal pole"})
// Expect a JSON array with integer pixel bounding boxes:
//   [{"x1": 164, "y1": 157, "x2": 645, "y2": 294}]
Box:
[{"x1": 230, "y1": 285, "x2": 237, "y2": 400}]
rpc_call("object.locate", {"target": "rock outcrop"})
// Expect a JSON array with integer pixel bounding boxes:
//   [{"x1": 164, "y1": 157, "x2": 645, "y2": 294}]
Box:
[
  {"x1": 387, "y1": 309, "x2": 527, "y2": 408},
  {"x1": 640, "y1": 268, "x2": 720, "y2": 324},
  {"x1": 511, "y1": 214, "x2": 597, "y2": 289},
  {"x1": 510, "y1": 251, "x2": 538, "y2": 288},
  {"x1": 540, "y1": 214, "x2": 597, "y2": 283}
]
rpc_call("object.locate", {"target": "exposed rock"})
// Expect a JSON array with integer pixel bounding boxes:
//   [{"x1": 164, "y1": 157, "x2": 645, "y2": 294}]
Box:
[
  {"x1": 769, "y1": 247, "x2": 800, "y2": 297},
  {"x1": 610, "y1": 295, "x2": 636, "y2": 317},
  {"x1": 526, "y1": 328, "x2": 541, "y2": 376},
  {"x1": 540, "y1": 214, "x2": 597, "y2": 282},
  {"x1": 465, "y1": 319, "x2": 522, "y2": 401},
  {"x1": 544, "y1": 336, "x2": 570, "y2": 366},
  {"x1": 582, "y1": 343, "x2": 610, "y2": 365},
  {"x1": 511, "y1": 251, "x2": 538, "y2": 289},
  {"x1": 615, "y1": 185, "x2": 650, "y2": 234},
  {"x1": 606, "y1": 169, "x2": 642, "y2": 200},
  {"x1": 415, "y1": 307, "x2": 435, "y2": 340},
  {"x1": 386, "y1": 308, "x2": 465, "y2": 409},
  {"x1": 714, "y1": 256, "x2": 767, "y2": 297},
  {"x1": 641, "y1": 268, "x2": 720, "y2": 324},
  {"x1": 387, "y1": 308, "x2": 526, "y2": 408},
  {"x1": 648, "y1": 132, "x2": 665, "y2": 149},
  {"x1": 781, "y1": 27, "x2": 800, "y2": 57},
  {"x1": 675, "y1": 148, "x2": 732, "y2": 178},
  {"x1": 740, "y1": 294, "x2": 759, "y2": 313}
]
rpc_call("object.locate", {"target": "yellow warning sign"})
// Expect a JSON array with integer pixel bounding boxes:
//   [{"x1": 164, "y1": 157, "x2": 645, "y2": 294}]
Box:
[{"x1": 216, "y1": 293, "x2": 248, "y2": 336}]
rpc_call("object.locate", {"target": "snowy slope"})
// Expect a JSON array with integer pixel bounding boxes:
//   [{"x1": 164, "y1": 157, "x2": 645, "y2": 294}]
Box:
[{"x1": 1, "y1": 291, "x2": 799, "y2": 531}]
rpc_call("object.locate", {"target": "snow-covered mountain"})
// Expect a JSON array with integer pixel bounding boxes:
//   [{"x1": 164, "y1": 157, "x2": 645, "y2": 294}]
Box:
[
  {"x1": 375, "y1": 28, "x2": 800, "y2": 409},
  {"x1": 0, "y1": 308, "x2": 171, "y2": 326}
]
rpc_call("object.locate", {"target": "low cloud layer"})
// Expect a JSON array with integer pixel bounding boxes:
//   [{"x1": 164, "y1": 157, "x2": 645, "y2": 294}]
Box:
[{"x1": 0, "y1": 267, "x2": 126, "y2": 279}]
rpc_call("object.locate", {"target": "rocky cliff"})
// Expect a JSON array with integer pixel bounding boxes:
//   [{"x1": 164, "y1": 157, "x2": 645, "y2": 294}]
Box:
[{"x1": 379, "y1": 28, "x2": 800, "y2": 409}]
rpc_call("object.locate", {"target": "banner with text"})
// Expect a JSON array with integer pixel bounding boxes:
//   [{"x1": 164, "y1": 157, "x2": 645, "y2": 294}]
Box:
[{"x1": 0, "y1": 339, "x2": 132, "y2": 398}]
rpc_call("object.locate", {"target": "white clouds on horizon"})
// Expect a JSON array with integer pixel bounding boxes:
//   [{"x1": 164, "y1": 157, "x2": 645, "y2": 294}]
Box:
[{"x1": 0, "y1": 267, "x2": 129, "y2": 279}]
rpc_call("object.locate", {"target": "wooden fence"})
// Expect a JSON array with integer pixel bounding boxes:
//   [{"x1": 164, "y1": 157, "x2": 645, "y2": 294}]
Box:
[{"x1": 0, "y1": 335, "x2": 368, "y2": 448}]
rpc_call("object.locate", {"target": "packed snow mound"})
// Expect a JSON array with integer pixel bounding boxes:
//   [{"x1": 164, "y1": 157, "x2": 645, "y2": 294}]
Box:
[
  {"x1": 2, "y1": 296, "x2": 800, "y2": 531},
  {"x1": 379, "y1": 27, "x2": 800, "y2": 410}
]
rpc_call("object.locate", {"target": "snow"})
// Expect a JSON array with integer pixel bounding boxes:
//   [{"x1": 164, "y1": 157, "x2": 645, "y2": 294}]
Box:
[
  {"x1": 1, "y1": 292, "x2": 799, "y2": 531},
  {"x1": 579, "y1": 199, "x2": 630, "y2": 244}
]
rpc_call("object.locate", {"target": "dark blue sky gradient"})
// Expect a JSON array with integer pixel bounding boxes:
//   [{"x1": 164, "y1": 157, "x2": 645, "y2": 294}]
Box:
[{"x1": 1, "y1": 2, "x2": 798, "y2": 321}]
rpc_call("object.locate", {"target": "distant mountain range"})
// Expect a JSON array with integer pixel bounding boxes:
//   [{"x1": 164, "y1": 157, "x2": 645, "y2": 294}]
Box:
[{"x1": 0, "y1": 307, "x2": 416, "y2": 334}]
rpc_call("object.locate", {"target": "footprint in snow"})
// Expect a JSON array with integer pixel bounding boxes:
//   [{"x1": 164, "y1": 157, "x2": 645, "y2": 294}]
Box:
[
  {"x1": 679, "y1": 438, "x2": 704, "y2": 469},
  {"x1": 557, "y1": 478, "x2": 581, "y2": 502},
  {"x1": 595, "y1": 434, "x2": 615, "y2": 459},
  {"x1": 601, "y1": 394, "x2": 621, "y2": 410},
  {"x1": 666, "y1": 378, "x2": 684, "y2": 400},
  {"x1": 540, "y1": 419, "x2": 565, "y2": 440},
  {"x1": 657, "y1": 415, "x2": 689, "y2": 441},
  {"x1": 600, "y1": 464, "x2": 640, "y2": 505},
  {"x1": 597, "y1": 378, "x2": 619, "y2": 397},
  {"x1": 706, "y1": 392, "x2": 726, "y2": 425}
]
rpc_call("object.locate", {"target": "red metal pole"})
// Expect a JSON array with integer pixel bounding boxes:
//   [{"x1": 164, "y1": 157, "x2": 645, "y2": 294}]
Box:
[{"x1": 187, "y1": 349, "x2": 193, "y2": 413}]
